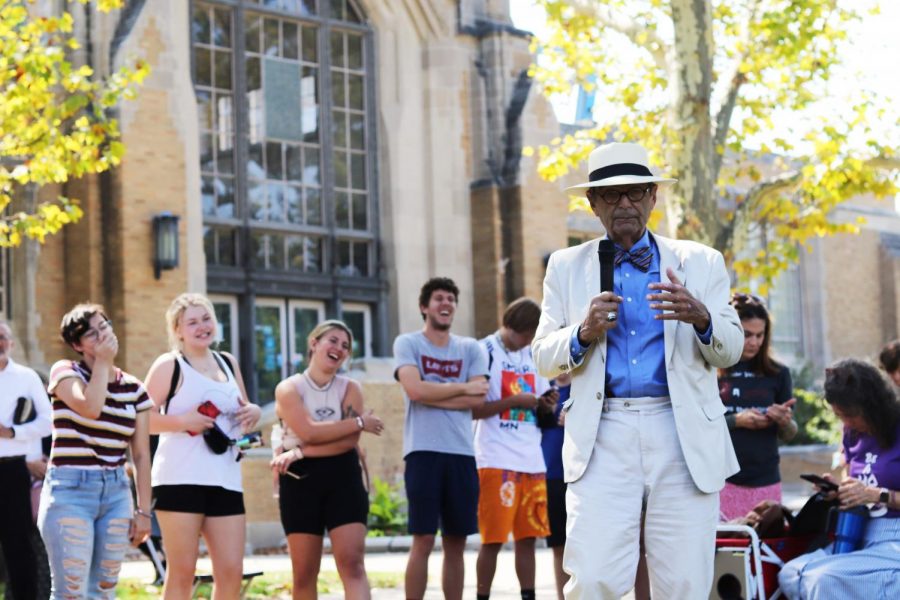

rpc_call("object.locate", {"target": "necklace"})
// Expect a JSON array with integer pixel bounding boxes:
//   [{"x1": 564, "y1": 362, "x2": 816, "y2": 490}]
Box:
[
  {"x1": 183, "y1": 351, "x2": 226, "y2": 381},
  {"x1": 494, "y1": 332, "x2": 523, "y2": 369},
  {"x1": 303, "y1": 370, "x2": 335, "y2": 392}
]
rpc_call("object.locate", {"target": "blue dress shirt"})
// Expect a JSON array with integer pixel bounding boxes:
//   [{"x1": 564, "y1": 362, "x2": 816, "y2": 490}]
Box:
[{"x1": 569, "y1": 232, "x2": 712, "y2": 398}]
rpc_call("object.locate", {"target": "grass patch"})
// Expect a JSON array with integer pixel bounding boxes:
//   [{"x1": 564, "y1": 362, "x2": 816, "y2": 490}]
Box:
[{"x1": 114, "y1": 571, "x2": 403, "y2": 599}]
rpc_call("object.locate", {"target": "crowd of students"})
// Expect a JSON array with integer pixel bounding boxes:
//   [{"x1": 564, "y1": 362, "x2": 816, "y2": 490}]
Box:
[{"x1": 1, "y1": 277, "x2": 898, "y2": 599}]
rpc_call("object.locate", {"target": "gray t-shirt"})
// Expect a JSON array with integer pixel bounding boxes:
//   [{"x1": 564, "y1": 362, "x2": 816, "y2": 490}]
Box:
[{"x1": 393, "y1": 331, "x2": 489, "y2": 458}]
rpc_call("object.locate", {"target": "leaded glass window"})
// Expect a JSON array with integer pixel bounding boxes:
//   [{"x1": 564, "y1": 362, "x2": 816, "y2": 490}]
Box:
[{"x1": 192, "y1": 0, "x2": 375, "y2": 278}]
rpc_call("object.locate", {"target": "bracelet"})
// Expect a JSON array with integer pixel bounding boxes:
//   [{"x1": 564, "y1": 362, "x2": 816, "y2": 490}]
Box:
[
  {"x1": 355, "y1": 415, "x2": 365, "y2": 430},
  {"x1": 134, "y1": 508, "x2": 152, "y2": 518},
  {"x1": 292, "y1": 447, "x2": 304, "y2": 460}
]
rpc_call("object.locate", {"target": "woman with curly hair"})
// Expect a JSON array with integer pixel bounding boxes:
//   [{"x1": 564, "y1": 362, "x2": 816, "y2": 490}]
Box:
[
  {"x1": 717, "y1": 293, "x2": 797, "y2": 520},
  {"x1": 778, "y1": 358, "x2": 900, "y2": 599}
]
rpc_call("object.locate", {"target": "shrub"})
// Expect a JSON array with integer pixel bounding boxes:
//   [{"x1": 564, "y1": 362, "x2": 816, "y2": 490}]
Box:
[
  {"x1": 789, "y1": 387, "x2": 842, "y2": 446},
  {"x1": 367, "y1": 477, "x2": 407, "y2": 537}
]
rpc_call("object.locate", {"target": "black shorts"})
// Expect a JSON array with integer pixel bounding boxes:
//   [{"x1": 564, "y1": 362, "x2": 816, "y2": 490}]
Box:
[
  {"x1": 405, "y1": 451, "x2": 478, "y2": 536},
  {"x1": 152, "y1": 484, "x2": 245, "y2": 517},
  {"x1": 279, "y1": 450, "x2": 368, "y2": 535},
  {"x1": 545, "y1": 478, "x2": 567, "y2": 548}
]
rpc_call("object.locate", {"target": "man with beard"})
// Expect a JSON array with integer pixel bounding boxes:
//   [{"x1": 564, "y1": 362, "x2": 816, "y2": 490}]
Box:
[
  {"x1": 394, "y1": 277, "x2": 489, "y2": 600},
  {"x1": 0, "y1": 322, "x2": 52, "y2": 599},
  {"x1": 532, "y1": 142, "x2": 743, "y2": 598}
]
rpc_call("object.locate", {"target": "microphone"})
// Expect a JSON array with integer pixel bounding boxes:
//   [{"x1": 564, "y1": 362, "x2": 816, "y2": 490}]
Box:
[{"x1": 598, "y1": 239, "x2": 617, "y2": 322}]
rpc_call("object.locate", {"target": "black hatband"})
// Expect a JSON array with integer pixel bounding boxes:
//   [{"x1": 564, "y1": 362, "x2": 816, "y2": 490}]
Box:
[{"x1": 589, "y1": 163, "x2": 653, "y2": 182}]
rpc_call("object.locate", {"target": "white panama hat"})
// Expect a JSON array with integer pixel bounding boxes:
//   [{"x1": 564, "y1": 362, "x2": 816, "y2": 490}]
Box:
[{"x1": 566, "y1": 142, "x2": 677, "y2": 191}]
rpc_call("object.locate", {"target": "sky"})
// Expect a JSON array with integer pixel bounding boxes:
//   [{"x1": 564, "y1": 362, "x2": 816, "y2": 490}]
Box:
[{"x1": 509, "y1": 0, "x2": 900, "y2": 147}]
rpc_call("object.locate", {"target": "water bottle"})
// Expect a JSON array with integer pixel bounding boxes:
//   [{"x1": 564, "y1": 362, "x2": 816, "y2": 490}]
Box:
[
  {"x1": 270, "y1": 423, "x2": 283, "y2": 452},
  {"x1": 270, "y1": 424, "x2": 283, "y2": 498},
  {"x1": 832, "y1": 506, "x2": 868, "y2": 554}
]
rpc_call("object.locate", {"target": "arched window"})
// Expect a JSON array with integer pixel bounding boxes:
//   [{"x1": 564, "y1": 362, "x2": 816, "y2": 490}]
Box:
[{"x1": 192, "y1": 0, "x2": 379, "y2": 402}]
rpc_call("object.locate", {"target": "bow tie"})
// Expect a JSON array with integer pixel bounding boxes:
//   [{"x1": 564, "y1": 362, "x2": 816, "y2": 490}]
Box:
[{"x1": 614, "y1": 246, "x2": 652, "y2": 272}]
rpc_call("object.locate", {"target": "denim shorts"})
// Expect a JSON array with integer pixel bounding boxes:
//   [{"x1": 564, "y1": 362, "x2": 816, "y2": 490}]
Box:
[{"x1": 37, "y1": 466, "x2": 133, "y2": 600}]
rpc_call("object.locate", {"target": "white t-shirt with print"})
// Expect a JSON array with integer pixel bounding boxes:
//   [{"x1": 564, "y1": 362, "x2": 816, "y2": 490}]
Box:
[{"x1": 473, "y1": 332, "x2": 549, "y2": 473}]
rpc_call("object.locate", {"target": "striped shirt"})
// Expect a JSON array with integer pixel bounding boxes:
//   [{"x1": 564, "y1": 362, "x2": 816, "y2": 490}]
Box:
[{"x1": 47, "y1": 360, "x2": 152, "y2": 469}]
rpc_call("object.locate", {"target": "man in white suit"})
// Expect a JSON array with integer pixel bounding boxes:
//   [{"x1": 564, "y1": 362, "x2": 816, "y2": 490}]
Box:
[{"x1": 532, "y1": 142, "x2": 743, "y2": 599}]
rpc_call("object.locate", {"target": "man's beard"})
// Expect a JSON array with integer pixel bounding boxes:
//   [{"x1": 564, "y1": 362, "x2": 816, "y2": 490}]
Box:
[{"x1": 428, "y1": 316, "x2": 451, "y2": 332}]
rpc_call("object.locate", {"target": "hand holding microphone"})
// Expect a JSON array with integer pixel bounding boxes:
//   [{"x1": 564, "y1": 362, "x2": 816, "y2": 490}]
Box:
[{"x1": 577, "y1": 239, "x2": 622, "y2": 345}]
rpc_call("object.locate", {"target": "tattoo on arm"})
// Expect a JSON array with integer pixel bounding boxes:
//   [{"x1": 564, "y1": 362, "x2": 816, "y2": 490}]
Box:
[{"x1": 343, "y1": 403, "x2": 359, "y2": 419}]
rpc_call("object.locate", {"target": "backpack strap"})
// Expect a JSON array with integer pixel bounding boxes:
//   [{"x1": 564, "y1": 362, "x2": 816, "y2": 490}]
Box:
[
  {"x1": 164, "y1": 356, "x2": 182, "y2": 414},
  {"x1": 213, "y1": 351, "x2": 236, "y2": 378}
]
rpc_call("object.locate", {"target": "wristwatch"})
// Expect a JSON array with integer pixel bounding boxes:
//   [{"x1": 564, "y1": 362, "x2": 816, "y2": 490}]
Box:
[{"x1": 879, "y1": 488, "x2": 890, "y2": 504}]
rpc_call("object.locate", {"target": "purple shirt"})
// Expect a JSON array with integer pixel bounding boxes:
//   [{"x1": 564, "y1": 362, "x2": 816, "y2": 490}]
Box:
[{"x1": 843, "y1": 423, "x2": 900, "y2": 518}]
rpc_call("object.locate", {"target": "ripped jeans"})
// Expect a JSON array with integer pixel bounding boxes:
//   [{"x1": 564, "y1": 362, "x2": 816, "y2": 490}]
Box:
[{"x1": 38, "y1": 466, "x2": 133, "y2": 599}]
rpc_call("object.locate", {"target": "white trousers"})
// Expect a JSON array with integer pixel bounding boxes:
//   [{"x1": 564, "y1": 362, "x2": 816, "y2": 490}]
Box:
[{"x1": 563, "y1": 397, "x2": 719, "y2": 599}]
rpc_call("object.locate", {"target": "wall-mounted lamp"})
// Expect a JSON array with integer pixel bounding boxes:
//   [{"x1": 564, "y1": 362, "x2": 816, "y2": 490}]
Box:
[{"x1": 153, "y1": 212, "x2": 180, "y2": 279}]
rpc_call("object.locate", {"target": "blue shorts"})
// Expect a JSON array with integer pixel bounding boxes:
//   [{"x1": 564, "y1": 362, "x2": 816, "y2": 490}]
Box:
[{"x1": 404, "y1": 451, "x2": 479, "y2": 536}]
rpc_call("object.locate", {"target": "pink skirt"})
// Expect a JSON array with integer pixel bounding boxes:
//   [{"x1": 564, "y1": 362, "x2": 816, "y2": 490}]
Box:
[{"x1": 719, "y1": 481, "x2": 782, "y2": 522}]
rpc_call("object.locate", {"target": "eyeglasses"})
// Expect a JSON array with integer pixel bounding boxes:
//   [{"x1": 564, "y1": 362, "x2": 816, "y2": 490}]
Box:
[
  {"x1": 594, "y1": 186, "x2": 654, "y2": 205},
  {"x1": 81, "y1": 320, "x2": 113, "y2": 342}
]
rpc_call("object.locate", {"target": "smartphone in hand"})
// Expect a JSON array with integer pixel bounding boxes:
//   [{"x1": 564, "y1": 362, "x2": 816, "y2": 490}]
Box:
[
  {"x1": 188, "y1": 400, "x2": 222, "y2": 436},
  {"x1": 800, "y1": 473, "x2": 839, "y2": 492}
]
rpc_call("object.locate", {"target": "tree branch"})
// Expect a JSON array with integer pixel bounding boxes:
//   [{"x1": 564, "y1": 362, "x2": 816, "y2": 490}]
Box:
[
  {"x1": 712, "y1": 71, "x2": 744, "y2": 179},
  {"x1": 745, "y1": 170, "x2": 802, "y2": 208},
  {"x1": 712, "y1": 0, "x2": 762, "y2": 182},
  {"x1": 721, "y1": 170, "x2": 802, "y2": 251},
  {"x1": 867, "y1": 156, "x2": 900, "y2": 170},
  {"x1": 568, "y1": 1, "x2": 669, "y2": 72}
]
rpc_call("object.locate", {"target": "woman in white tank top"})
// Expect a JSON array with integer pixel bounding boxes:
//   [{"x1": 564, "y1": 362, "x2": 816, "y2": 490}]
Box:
[
  {"x1": 144, "y1": 293, "x2": 261, "y2": 599},
  {"x1": 271, "y1": 320, "x2": 384, "y2": 600}
]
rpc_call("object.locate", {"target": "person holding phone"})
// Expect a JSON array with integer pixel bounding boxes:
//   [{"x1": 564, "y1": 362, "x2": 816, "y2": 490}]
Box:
[
  {"x1": 717, "y1": 293, "x2": 797, "y2": 520},
  {"x1": 39, "y1": 304, "x2": 152, "y2": 598},
  {"x1": 778, "y1": 359, "x2": 900, "y2": 599},
  {"x1": 144, "y1": 293, "x2": 261, "y2": 599},
  {"x1": 472, "y1": 298, "x2": 556, "y2": 600},
  {"x1": 270, "y1": 319, "x2": 384, "y2": 599}
]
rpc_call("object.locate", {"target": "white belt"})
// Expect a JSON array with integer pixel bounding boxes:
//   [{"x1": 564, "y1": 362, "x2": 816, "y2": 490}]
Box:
[{"x1": 604, "y1": 395, "x2": 671, "y2": 412}]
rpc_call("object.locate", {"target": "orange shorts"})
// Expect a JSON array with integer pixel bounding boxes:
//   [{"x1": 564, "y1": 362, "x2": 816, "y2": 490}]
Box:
[{"x1": 477, "y1": 468, "x2": 550, "y2": 544}]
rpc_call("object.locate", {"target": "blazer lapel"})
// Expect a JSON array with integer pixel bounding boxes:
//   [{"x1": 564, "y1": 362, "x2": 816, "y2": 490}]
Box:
[
  {"x1": 653, "y1": 233, "x2": 685, "y2": 367},
  {"x1": 583, "y1": 238, "x2": 606, "y2": 363}
]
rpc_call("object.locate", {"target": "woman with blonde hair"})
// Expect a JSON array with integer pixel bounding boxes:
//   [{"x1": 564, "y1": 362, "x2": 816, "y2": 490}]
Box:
[
  {"x1": 271, "y1": 319, "x2": 384, "y2": 599},
  {"x1": 144, "y1": 293, "x2": 260, "y2": 599},
  {"x1": 40, "y1": 303, "x2": 152, "y2": 598}
]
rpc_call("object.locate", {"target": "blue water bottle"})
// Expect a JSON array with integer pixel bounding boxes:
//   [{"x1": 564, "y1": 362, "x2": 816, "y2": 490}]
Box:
[{"x1": 832, "y1": 506, "x2": 868, "y2": 554}]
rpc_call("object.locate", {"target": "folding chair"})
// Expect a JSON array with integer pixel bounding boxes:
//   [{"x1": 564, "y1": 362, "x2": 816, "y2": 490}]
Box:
[{"x1": 713, "y1": 524, "x2": 813, "y2": 600}]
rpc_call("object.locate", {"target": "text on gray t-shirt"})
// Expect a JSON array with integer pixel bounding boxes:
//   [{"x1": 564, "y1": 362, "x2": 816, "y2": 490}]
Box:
[{"x1": 393, "y1": 331, "x2": 489, "y2": 458}]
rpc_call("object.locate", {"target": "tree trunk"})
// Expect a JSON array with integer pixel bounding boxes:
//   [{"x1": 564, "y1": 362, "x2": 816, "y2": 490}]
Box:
[{"x1": 667, "y1": 0, "x2": 718, "y2": 245}]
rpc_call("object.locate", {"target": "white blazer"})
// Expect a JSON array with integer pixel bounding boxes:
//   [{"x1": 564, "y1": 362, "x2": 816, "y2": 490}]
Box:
[{"x1": 532, "y1": 233, "x2": 743, "y2": 494}]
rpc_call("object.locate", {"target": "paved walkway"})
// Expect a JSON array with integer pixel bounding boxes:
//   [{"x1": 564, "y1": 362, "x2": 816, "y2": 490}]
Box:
[
  {"x1": 121, "y1": 547, "x2": 638, "y2": 599},
  {"x1": 118, "y1": 486, "x2": 813, "y2": 597}
]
